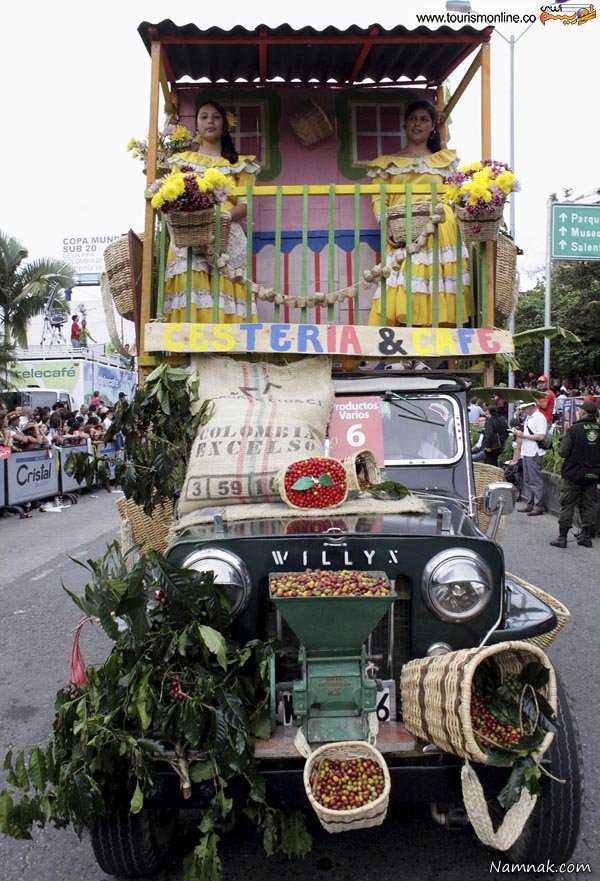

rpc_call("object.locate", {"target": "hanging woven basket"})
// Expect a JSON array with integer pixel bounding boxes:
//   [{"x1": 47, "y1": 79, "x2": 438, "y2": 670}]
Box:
[
  {"x1": 456, "y1": 204, "x2": 504, "y2": 245},
  {"x1": 386, "y1": 201, "x2": 432, "y2": 247},
  {"x1": 400, "y1": 640, "x2": 557, "y2": 765},
  {"x1": 104, "y1": 235, "x2": 141, "y2": 321},
  {"x1": 342, "y1": 449, "x2": 381, "y2": 493},
  {"x1": 290, "y1": 101, "x2": 334, "y2": 148},
  {"x1": 495, "y1": 232, "x2": 518, "y2": 320},
  {"x1": 166, "y1": 207, "x2": 231, "y2": 256},
  {"x1": 304, "y1": 741, "x2": 391, "y2": 833}
]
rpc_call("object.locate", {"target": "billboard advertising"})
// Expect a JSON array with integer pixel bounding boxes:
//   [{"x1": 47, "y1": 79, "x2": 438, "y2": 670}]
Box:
[
  {"x1": 13, "y1": 360, "x2": 81, "y2": 395},
  {"x1": 60, "y1": 234, "x2": 120, "y2": 275}
]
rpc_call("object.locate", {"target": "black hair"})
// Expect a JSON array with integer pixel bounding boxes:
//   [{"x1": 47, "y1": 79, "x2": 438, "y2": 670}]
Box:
[
  {"x1": 404, "y1": 100, "x2": 441, "y2": 153},
  {"x1": 194, "y1": 97, "x2": 239, "y2": 165}
]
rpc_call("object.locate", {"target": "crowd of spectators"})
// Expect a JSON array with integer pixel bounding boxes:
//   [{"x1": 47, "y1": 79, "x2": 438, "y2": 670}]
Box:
[{"x1": 0, "y1": 391, "x2": 127, "y2": 454}]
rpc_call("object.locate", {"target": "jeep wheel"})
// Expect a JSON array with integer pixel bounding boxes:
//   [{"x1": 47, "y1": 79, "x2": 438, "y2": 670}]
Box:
[
  {"x1": 91, "y1": 807, "x2": 177, "y2": 877},
  {"x1": 491, "y1": 674, "x2": 583, "y2": 865}
]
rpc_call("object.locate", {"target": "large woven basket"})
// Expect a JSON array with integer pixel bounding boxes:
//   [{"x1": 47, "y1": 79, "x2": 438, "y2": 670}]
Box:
[
  {"x1": 456, "y1": 204, "x2": 504, "y2": 245},
  {"x1": 507, "y1": 572, "x2": 570, "y2": 649},
  {"x1": 117, "y1": 498, "x2": 174, "y2": 555},
  {"x1": 166, "y1": 207, "x2": 231, "y2": 255},
  {"x1": 473, "y1": 462, "x2": 505, "y2": 533},
  {"x1": 495, "y1": 233, "x2": 518, "y2": 320},
  {"x1": 304, "y1": 741, "x2": 390, "y2": 833},
  {"x1": 104, "y1": 235, "x2": 140, "y2": 321},
  {"x1": 387, "y1": 201, "x2": 431, "y2": 247},
  {"x1": 290, "y1": 101, "x2": 334, "y2": 148},
  {"x1": 343, "y1": 449, "x2": 381, "y2": 493},
  {"x1": 400, "y1": 640, "x2": 557, "y2": 765}
]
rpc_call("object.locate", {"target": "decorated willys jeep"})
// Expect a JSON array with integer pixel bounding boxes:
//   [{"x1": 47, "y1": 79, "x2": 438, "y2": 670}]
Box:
[{"x1": 21, "y1": 19, "x2": 582, "y2": 881}]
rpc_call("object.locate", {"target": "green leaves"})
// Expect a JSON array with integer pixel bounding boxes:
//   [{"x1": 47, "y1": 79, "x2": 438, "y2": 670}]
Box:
[
  {"x1": 368, "y1": 480, "x2": 409, "y2": 500},
  {"x1": 198, "y1": 625, "x2": 228, "y2": 671},
  {"x1": 291, "y1": 476, "x2": 314, "y2": 491},
  {"x1": 129, "y1": 782, "x2": 144, "y2": 814},
  {"x1": 318, "y1": 473, "x2": 334, "y2": 487}
]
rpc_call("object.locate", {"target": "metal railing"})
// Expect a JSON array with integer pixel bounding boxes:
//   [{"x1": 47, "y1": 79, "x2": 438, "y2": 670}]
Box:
[{"x1": 149, "y1": 183, "x2": 491, "y2": 329}]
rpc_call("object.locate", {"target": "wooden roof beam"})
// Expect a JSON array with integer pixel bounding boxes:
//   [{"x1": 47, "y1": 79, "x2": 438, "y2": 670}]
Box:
[
  {"x1": 438, "y1": 48, "x2": 482, "y2": 123},
  {"x1": 347, "y1": 26, "x2": 379, "y2": 83},
  {"x1": 258, "y1": 28, "x2": 268, "y2": 81},
  {"x1": 158, "y1": 33, "x2": 486, "y2": 46}
]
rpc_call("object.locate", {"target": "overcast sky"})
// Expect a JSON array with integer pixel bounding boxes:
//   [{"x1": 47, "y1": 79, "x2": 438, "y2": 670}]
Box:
[{"x1": 1, "y1": 1, "x2": 598, "y2": 342}]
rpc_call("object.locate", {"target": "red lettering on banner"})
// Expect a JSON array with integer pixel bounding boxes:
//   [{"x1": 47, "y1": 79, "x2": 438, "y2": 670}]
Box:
[
  {"x1": 326, "y1": 324, "x2": 337, "y2": 352},
  {"x1": 477, "y1": 329, "x2": 501, "y2": 354},
  {"x1": 339, "y1": 325, "x2": 362, "y2": 355}
]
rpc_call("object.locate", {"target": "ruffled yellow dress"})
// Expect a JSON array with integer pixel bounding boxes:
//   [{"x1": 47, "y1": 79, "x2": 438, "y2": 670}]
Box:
[
  {"x1": 367, "y1": 149, "x2": 472, "y2": 327},
  {"x1": 164, "y1": 151, "x2": 260, "y2": 323}
]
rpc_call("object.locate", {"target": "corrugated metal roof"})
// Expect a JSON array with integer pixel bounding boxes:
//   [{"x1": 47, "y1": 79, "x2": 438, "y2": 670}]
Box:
[{"x1": 137, "y1": 21, "x2": 492, "y2": 85}]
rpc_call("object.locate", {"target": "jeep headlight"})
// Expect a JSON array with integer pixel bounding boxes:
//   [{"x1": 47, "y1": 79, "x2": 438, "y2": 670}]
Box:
[
  {"x1": 422, "y1": 549, "x2": 493, "y2": 623},
  {"x1": 181, "y1": 548, "x2": 251, "y2": 617}
]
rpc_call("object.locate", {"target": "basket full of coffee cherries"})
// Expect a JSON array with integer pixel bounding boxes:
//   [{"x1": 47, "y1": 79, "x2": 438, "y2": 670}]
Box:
[{"x1": 304, "y1": 740, "x2": 391, "y2": 832}]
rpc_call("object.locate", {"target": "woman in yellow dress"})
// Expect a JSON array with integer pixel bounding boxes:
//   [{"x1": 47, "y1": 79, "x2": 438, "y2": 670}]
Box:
[
  {"x1": 367, "y1": 100, "x2": 472, "y2": 327},
  {"x1": 163, "y1": 100, "x2": 260, "y2": 323}
]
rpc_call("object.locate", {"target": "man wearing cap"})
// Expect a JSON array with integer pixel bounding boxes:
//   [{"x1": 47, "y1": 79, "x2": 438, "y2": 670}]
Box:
[
  {"x1": 512, "y1": 400, "x2": 548, "y2": 515},
  {"x1": 536, "y1": 375, "x2": 556, "y2": 424},
  {"x1": 549, "y1": 400, "x2": 600, "y2": 548}
]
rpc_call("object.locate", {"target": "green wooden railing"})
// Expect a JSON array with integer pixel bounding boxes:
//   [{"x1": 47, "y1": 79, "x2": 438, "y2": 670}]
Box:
[{"x1": 152, "y1": 183, "x2": 491, "y2": 327}]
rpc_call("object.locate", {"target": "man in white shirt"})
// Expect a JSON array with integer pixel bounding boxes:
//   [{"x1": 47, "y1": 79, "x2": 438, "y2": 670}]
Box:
[
  {"x1": 468, "y1": 399, "x2": 485, "y2": 425},
  {"x1": 513, "y1": 400, "x2": 548, "y2": 515}
]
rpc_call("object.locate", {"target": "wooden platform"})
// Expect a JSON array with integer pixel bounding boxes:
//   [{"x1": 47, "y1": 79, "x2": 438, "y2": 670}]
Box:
[{"x1": 255, "y1": 722, "x2": 422, "y2": 760}]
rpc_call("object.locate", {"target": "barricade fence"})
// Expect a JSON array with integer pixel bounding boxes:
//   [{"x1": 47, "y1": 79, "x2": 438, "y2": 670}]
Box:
[{"x1": 0, "y1": 442, "x2": 124, "y2": 513}]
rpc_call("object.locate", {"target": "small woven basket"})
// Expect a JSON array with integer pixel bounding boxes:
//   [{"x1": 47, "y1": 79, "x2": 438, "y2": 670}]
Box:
[
  {"x1": 506, "y1": 572, "x2": 570, "y2": 649},
  {"x1": 304, "y1": 741, "x2": 391, "y2": 833},
  {"x1": 290, "y1": 101, "x2": 334, "y2": 148},
  {"x1": 104, "y1": 235, "x2": 139, "y2": 321},
  {"x1": 386, "y1": 201, "x2": 431, "y2": 247},
  {"x1": 278, "y1": 457, "x2": 349, "y2": 510},
  {"x1": 495, "y1": 233, "x2": 518, "y2": 320},
  {"x1": 473, "y1": 462, "x2": 505, "y2": 533},
  {"x1": 400, "y1": 640, "x2": 557, "y2": 765},
  {"x1": 456, "y1": 204, "x2": 504, "y2": 245},
  {"x1": 343, "y1": 449, "x2": 381, "y2": 493},
  {"x1": 116, "y1": 498, "x2": 174, "y2": 555},
  {"x1": 166, "y1": 207, "x2": 231, "y2": 255}
]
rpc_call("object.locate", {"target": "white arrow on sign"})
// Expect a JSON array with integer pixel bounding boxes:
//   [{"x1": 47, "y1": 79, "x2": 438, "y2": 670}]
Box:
[
  {"x1": 559, "y1": 226, "x2": 567, "y2": 235},
  {"x1": 559, "y1": 239, "x2": 567, "y2": 248},
  {"x1": 559, "y1": 212, "x2": 567, "y2": 221}
]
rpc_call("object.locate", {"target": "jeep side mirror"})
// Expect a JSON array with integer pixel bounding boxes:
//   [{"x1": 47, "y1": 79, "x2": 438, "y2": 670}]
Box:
[{"x1": 484, "y1": 482, "x2": 517, "y2": 516}]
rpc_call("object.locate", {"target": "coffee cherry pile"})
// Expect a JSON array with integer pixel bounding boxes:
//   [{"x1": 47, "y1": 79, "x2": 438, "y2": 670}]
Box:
[
  {"x1": 271, "y1": 569, "x2": 390, "y2": 598},
  {"x1": 471, "y1": 693, "x2": 522, "y2": 747},
  {"x1": 283, "y1": 458, "x2": 347, "y2": 509},
  {"x1": 312, "y1": 758, "x2": 385, "y2": 811}
]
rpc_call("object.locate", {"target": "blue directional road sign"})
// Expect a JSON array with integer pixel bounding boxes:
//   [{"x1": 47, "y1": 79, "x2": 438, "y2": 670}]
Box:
[{"x1": 552, "y1": 202, "x2": 600, "y2": 261}]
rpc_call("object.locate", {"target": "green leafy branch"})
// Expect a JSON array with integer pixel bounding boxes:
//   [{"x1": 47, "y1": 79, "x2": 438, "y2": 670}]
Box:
[{"x1": 0, "y1": 544, "x2": 311, "y2": 880}]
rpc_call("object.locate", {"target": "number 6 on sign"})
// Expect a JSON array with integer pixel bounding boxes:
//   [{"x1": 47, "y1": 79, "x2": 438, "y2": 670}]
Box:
[{"x1": 347, "y1": 423, "x2": 366, "y2": 447}]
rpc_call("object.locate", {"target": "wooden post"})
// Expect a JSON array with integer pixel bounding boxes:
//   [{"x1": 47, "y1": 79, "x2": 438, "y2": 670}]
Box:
[
  {"x1": 139, "y1": 40, "x2": 162, "y2": 381},
  {"x1": 435, "y1": 85, "x2": 447, "y2": 148}
]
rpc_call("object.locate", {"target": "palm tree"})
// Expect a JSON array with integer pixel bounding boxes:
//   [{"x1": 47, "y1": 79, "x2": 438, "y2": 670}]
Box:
[{"x1": 0, "y1": 230, "x2": 75, "y2": 350}]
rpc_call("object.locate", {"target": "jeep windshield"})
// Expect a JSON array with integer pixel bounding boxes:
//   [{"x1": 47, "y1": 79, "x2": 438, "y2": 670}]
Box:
[{"x1": 380, "y1": 394, "x2": 462, "y2": 465}]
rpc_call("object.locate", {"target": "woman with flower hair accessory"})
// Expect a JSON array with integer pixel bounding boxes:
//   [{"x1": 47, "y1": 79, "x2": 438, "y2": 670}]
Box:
[
  {"x1": 367, "y1": 100, "x2": 472, "y2": 327},
  {"x1": 163, "y1": 98, "x2": 260, "y2": 323}
]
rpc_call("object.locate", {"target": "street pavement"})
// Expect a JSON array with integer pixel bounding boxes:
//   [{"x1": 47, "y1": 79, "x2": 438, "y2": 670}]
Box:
[{"x1": 0, "y1": 493, "x2": 598, "y2": 881}]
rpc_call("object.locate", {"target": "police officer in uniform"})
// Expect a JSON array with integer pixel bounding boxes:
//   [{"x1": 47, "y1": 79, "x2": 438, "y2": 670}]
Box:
[{"x1": 550, "y1": 400, "x2": 600, "y2": 548}]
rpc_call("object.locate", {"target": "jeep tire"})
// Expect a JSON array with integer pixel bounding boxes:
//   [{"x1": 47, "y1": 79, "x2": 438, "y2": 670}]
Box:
[
  {"x1": 91, "y1": 807, "x2": 177, "y2": 877},
  {"x1": 493, "y1": 674, "x2": 583, "y2": 865}
]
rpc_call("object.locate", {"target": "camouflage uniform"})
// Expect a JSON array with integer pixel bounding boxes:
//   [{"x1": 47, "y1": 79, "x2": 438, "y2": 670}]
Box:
[{"x1": 557, "y1": 413, "x2": 600, "y2": 538}]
